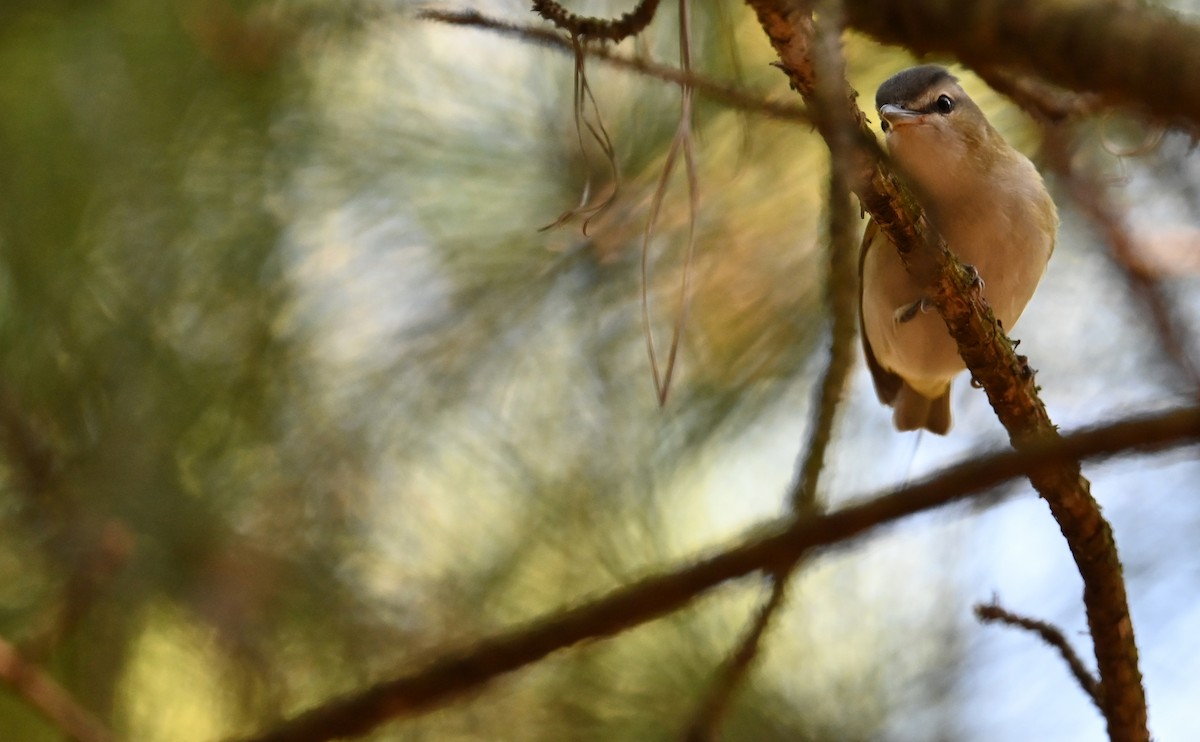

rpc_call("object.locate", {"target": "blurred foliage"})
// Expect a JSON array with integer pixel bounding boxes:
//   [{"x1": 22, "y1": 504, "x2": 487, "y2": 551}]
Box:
[
  {"x1": 10, "y1": 0, "x2": 1190, "y2": 741},
  {"x1": 0, "y1": 0, "x2": 389, "y2": 737}
]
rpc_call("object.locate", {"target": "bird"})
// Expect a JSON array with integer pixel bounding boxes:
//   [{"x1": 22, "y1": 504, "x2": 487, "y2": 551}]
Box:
[{"x1": 859, "y1": 65, "x2": 1058, "y2": 434}]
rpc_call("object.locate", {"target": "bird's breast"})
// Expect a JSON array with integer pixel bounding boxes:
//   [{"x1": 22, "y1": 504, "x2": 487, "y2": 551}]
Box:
[{"x1": 862, "y1": 155, "x2": 1055, "y2": 389}]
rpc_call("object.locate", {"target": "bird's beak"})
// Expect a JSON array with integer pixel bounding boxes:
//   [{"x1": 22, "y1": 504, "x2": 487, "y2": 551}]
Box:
[{"x1": 879, "y1": 104, "x2": 922, "y2": 129}]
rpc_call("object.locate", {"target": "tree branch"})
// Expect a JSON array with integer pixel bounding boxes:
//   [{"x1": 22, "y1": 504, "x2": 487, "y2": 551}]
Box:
[
  {"x1": 976, "y1": 600, "x2": 1101, "y2": 709},
  {"x1": 530, "y1": 0, "x2": 661, "y2": 43},
  {"x1": 680, "y1": 4, "x2": 864, "y2": 736},
  {"x1": 679, "y1": 574, "x2": 786, "y2": 742},
  {"x1": 418, "y1": 10, "x2": 811, "y2": 124},
  {"x1": 744, "y1": 1, "x2": 1152, "y2": 737},
  {"x1": 238, "y1": 405, "x2": 1200, "y2": 742},
  {"x1": 0, "y1": 635, "x2": 115, "y2": 742},
  {"x1": 841, "y1": 0, "x2": 1200, "y2": 130}
]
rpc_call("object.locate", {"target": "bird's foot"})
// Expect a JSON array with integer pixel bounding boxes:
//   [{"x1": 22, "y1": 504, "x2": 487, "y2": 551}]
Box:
[
  {"x1": 895, "y1": 296, "x2": 934, "y2": 324},
  {"x1": 963, "y1": 264, "x2": 985, "y2": 293}
]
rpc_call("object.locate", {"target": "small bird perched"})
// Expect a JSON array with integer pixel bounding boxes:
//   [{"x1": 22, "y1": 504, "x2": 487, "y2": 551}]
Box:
[{"x1": 860, "y1": 65, "x2": 1058, "y2": 434}]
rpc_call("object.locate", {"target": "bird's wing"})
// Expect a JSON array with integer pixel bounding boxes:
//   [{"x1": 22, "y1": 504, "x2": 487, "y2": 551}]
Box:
[{"x1": 859, "y1": 219, "x2": 903, "y2": 405}]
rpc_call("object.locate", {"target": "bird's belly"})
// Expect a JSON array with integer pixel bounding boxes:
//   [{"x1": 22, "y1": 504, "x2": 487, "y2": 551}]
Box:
[
  {"x1": 862, "y1": 205, "x2": 1052, "y2": 397},
  {"x1": 865, "y1": 307, "x2": 963, "y2": 397}
]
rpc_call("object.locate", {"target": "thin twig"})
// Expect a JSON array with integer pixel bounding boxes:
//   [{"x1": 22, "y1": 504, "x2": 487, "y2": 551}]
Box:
[
  {"x1": 976, "y1": 601, "x2": 1101, "y2": 709},
  {"x1": 418, "y1": 11, "x2": 812, "y2": 124},
  {"x1": 680, "y1": 577, "x2": 787, "y2": 742},
  {"x1": 790, "y1": 0, "x2": 859, "y2": 515},
  {"x1": 238, "y1": 405, "x2": 1200, "y2": 742},
  {"x1": 0, "y1": 635, "x2": 115, "y2": 742}
]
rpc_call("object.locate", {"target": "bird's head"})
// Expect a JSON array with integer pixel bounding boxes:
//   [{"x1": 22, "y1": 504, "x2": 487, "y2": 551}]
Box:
[{"x1": 875, "y1": 65, "x2": 1007, "y2": 203}]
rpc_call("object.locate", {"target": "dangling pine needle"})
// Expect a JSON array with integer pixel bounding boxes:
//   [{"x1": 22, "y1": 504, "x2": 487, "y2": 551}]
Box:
[
  {"x1": 540, "y1": 35, "x2": 619, "y2": 234},
  {"x1": 642, "y1": 0, "x2": 699, "y2": 406}
]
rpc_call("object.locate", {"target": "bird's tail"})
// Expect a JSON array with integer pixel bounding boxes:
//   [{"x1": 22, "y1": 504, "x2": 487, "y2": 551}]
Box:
[{"x1": 892, "y1": 383, "x2": 952, "y2": 435}]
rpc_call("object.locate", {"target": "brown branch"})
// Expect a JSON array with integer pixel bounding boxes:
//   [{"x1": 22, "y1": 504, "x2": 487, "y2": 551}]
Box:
[
  {"x1": 531, "y1": 0, "x2": 661, "y2": 43},
  {"x1": 973, "y1": 66, "x2": 1104, "y2": 125},
  {"x1": 790, "y1": 0, "x2": 860, "y2": 516},
  {"x1": 681, "y1": 5, "x2": 864, "y2": 732},
  {"x1": 744, "y1": 2, "x2": 1152, "y2": 737},
  {"x1": 680, "y1": 576, "x2": 786, "y2": 742},
  {"x1": 841, "y1": 0, "x2": 1200, "y2": 131},
  {"x1": 418, "y1": 10, "x2": 812, "y2": 125},
  {"x1": 0, "y1": 635, "x2": 115, "y2": 742},
  {"x1": 681, "y1": 5, "x2": 863, "y2": 737},
  {"x1": 237, "y1": 405, "x2": 1200, "y2": 742},
  {"x1": 976, "y1": 601, "x2": 1101, "y2": 709}
]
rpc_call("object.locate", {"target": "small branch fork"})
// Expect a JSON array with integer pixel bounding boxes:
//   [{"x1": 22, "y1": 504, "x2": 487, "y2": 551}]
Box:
[{"x1": 976, "y1": 600, "x2": 1102, "y2": 709}]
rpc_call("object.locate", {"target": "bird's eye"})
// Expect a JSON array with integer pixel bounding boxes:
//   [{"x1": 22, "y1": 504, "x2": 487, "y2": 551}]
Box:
[
  {"x1": 935, "y1": 95, "x2": 955, "y2": 114},
  {"x1": 880, "y1": 119, "x2": 890, "y2": 134}
]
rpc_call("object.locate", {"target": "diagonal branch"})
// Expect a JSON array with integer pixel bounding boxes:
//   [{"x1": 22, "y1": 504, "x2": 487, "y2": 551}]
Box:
[
  {"x1": 681, "y1": 4, "x2": 864, "y2": 733},
  {"x1": 679, "y1": 574, "x2": 786, "y2": 742},
  {"x1": 743, "y1": 2, "x2": 1152, "y2": 738},
  {"x1": 0, "y1": 635, "x2": 115, "y2": 742},
  {"x1": 976, "y1": 600, "x2": 1101, "y2": 709},
  {"x1": 681, "y1": 4, "x2": 863, "y2": 737},
  {"x1": 237, "y1": 405, "x2": 1200, "y2": 742},
  {"x1": 418, "y1": 10, "x2": 811, "y2": 124}
]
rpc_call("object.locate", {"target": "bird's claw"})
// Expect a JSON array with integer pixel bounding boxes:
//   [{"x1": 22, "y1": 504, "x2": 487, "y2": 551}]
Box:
[
  {"x1": 895, "y1": 296, "x2": 933, "y2": 324},
  {"x1": 964, "y1": 264, "x2": 985, "y2": 293}
]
